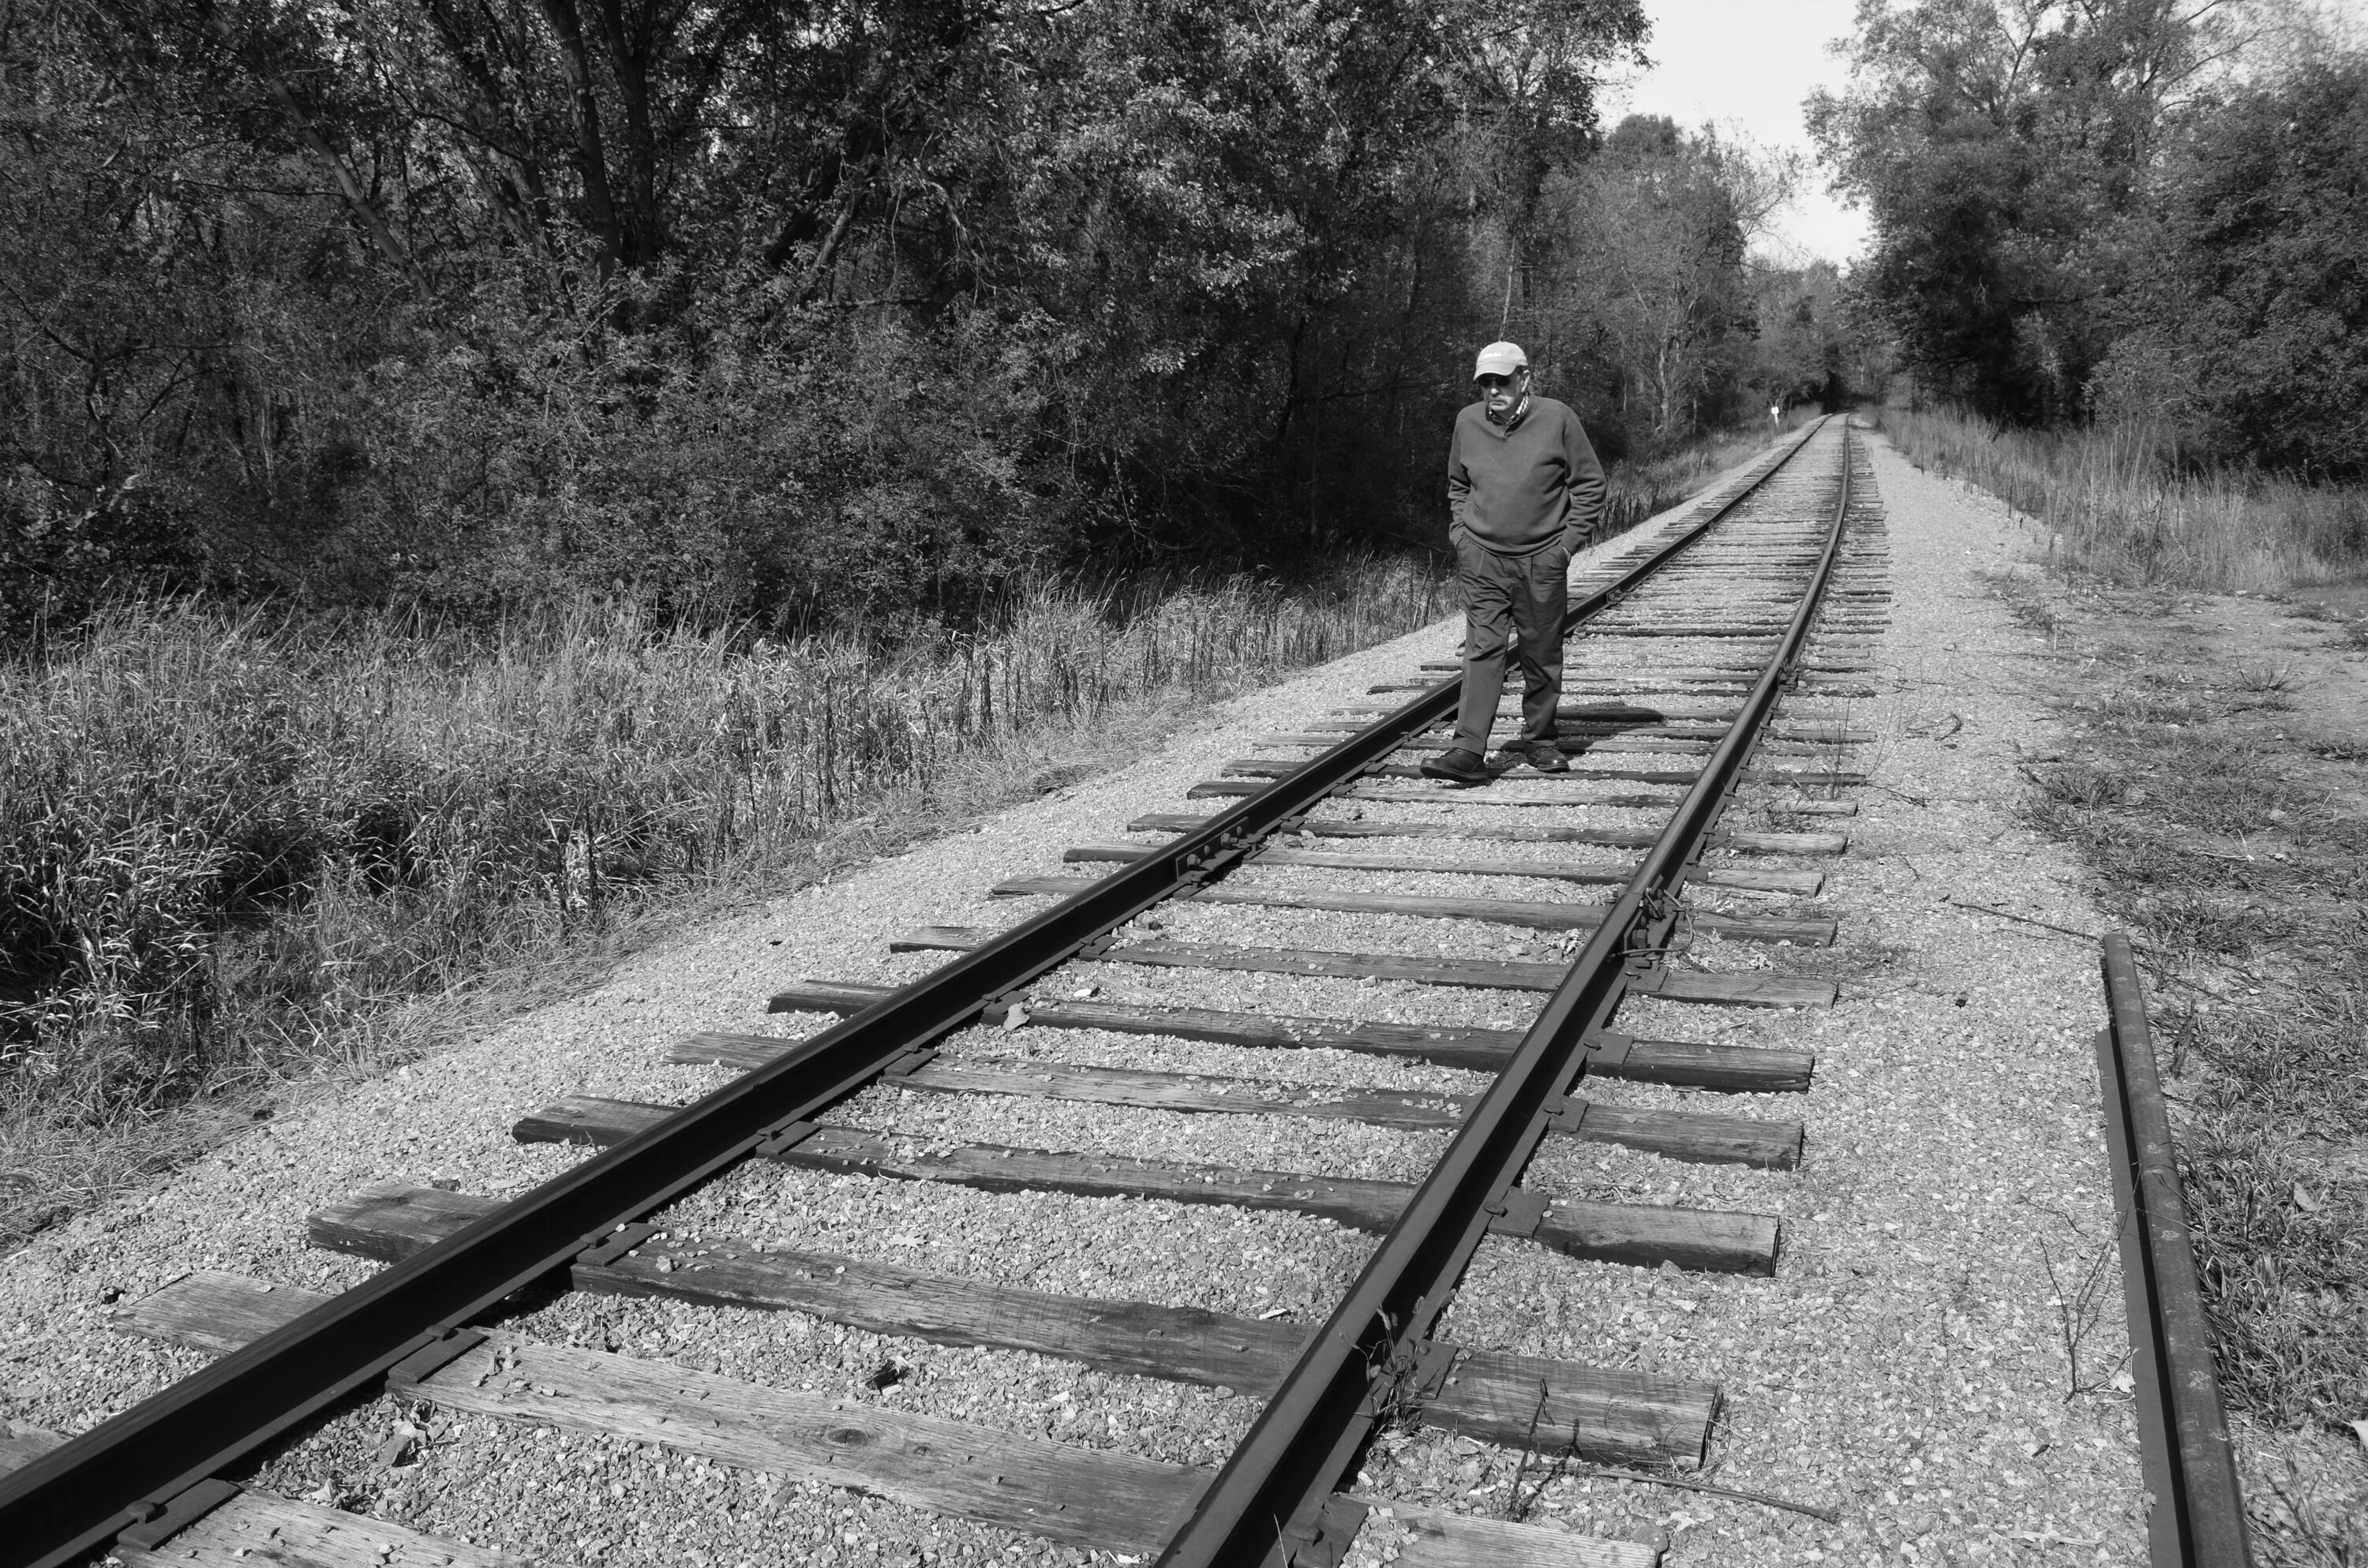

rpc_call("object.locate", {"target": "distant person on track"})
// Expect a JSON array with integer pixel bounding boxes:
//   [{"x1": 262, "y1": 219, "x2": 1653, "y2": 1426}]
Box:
[
  {"x1": 1422, "y1": 342, "x2": 1608, "y2": 786},
  {"x1": 1769, "y1": 401, "x2": 1782, "y2": 432}
]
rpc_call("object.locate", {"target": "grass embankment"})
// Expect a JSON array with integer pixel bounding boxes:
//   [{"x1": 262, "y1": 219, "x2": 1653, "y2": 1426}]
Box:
[
  {"x1": 1886, "y1": 406, "x2": 2366, "y2": 1561},
  {"x1": 1876, "y1": 405, "x2": 2368, "y2": 593},
  {"x1": 0, "y1": 562, "x2": 1444, "y2": 1244},
  {"x1": 2007, "y1": 598, "x2": 2366, "y2": 1563},
  {"x1": 0, "y1": 426, "x2": 1771, "y2": 1251}
]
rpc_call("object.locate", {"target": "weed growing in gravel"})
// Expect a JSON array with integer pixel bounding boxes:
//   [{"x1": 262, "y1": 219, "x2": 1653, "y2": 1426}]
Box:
[{"x1": 2026, "y1": 1199, "x2": 2130, "y2": 1401}]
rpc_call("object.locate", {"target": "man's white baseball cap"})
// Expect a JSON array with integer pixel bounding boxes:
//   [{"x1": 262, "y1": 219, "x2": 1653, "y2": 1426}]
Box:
[{"x1": 1472, "y1": 341, "x2": 1528, "y2": 380}]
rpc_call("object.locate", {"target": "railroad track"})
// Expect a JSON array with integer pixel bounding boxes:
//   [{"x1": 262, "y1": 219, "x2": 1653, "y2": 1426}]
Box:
[{"x1": 0, "y1": 416, "x2": 2246, "y2": 1566}]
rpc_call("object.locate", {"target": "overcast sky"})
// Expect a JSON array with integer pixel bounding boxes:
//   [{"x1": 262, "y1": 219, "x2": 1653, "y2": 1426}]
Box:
[
  {"x1": 1608, "y1": 0, "x2": 2368, "y2": 268},
  {"x1": 1606, "y1": 0, "x2": 1872, "y2": 267}
]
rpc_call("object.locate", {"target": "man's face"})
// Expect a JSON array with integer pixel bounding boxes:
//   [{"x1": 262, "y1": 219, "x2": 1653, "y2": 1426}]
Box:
[{"x1": 1478, "y1": 368, "x2": 1528, "y2": 418}]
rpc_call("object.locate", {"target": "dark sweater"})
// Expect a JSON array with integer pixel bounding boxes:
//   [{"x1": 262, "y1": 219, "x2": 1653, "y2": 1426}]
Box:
[{"x1": 1446, "y1": 396, "x2": 1608, "y2": 556}]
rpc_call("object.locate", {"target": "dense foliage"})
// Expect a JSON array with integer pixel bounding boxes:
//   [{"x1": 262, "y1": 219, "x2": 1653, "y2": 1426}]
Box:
[
  {"x1": 2, "y1": 0, "x2": 1874, "y2": 626},
  {"x1": 2104, "y1": 56, "x2": 2368, "y2": 477},
  {"x1": 1814, "y1": 0, "x2": 2368, "y2": 477}
]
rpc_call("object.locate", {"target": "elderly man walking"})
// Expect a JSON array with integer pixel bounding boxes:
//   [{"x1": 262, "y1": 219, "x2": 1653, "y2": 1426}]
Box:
[{"x1": 1422, "y1": 342, "x2": 1609, "y2": 785}]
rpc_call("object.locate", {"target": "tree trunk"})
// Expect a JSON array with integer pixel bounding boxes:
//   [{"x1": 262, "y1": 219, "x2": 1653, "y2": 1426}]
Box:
[
  {"x1": 536, "y1": 0, "x2": 625, "y2": 278},
  {"x1": 584, "y1": 0, "x2": 665, "y2": 264},
  {"x1": 197, "y1": 9, "x2": 410, "y2": 266}
]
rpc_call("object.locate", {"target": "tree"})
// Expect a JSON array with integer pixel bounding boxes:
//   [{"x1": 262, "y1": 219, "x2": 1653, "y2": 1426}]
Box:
[
  {"x1": 1808, "y1": 0, "x2": 2247, "y2": 423},
  {"x1": 1525, "y1": 116, "x2": 1761, "y2": 450},
  {"x1": 1749, "y1": 260, "x2": 1891, "y2": 410},
  {"x1": 2096, "y1": 54, "x2": 2368, "y2": 477},
  {"x1": 2, "y1": 0, "x2": 1684, "y2": 619}
]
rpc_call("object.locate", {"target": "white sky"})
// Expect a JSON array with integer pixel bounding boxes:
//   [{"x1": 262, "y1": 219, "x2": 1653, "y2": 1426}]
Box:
[
  {"x1": 1605, "y1": 0, "x2": 1877, "y2": 268},
  {"x1": 1609, "y1": 0, "x2": 2368, "y2": 268}
]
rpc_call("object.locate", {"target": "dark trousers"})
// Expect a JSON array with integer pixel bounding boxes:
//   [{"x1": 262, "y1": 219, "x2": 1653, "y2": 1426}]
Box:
[{"x1": 1451, "y1": 534, "x2": 1568, "y2": 754}]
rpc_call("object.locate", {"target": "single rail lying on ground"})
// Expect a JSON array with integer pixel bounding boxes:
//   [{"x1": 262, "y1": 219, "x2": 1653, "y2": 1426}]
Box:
[
  {"x1": 2096, "y1": 935, "x2": 2255, "y2": 1568},
  {"x1": 0, "y1": 418, "x2": 1877, "y2": 1568}
]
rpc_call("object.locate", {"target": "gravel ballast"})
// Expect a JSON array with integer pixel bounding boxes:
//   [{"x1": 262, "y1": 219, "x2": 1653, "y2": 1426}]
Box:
[{"x1": 2, "y1": 425, "x2": 2159, "y2": 1566}]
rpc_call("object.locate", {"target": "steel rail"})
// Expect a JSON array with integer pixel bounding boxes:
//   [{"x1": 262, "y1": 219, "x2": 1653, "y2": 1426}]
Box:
[
  {"x1": 1154, "y1": 421, "x2": 1862, "y2": 1568},
  {"x1": 0, "y1": 422, "x2": 1828, "y2": 1568},
  {"x1": 2096, "y1": 936, "x2": 2254, "y2": 1568}
]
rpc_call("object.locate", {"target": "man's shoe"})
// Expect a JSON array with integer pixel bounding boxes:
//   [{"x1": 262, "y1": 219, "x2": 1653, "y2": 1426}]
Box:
[
  {"x1": 1494, "y1": 740, "x2": 1567, "y2": 773},
  {"x1": 1419, "y1": 747, "x2": 1490, "y2": 784}
]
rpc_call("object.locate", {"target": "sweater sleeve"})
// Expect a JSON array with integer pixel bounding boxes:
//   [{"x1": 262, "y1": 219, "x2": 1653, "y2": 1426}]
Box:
[
  {"x1": 1445, "y1": 416, "x2": 1473, "y2": 541},
  {"x1": 1561, "y1": 407, "x2": 1608, "y2": 550}
]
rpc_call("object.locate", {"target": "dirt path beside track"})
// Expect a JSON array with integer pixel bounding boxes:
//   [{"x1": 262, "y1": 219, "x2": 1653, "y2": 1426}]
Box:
[{"x1": 1895, "y1": 447, "x2": 2368, "y2": 1567}]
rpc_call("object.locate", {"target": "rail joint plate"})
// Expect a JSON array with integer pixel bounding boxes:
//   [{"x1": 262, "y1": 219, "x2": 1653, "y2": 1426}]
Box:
[
  {"x1": 577, "y1": 1222, "x2": 658, "y2": 1267},
  {"x1": 1584, "y1": 1031, "x2": 1635, "y2": 1069},
  {"x1": 1275, "y1": 1493, "x2": 1371, "y2": 1568},
  {"x1": 1484, "y1": 1188, "x2": 1549, "y2": 1239},
  {"x1": 1539, "y1": 1096, "x2": 1586, "y2": 1132},
  {"x1": 754, "y1": 1120, "x2": 820, "y2": 1158},
  {"x1": 117, "y1": 1476, "x2": 241, "y2": 1552},
  {"x1": 387, "y1": 1326, "x2": 489, "y2": 1389},
  {"x1": 880, "y1": 1045, "x2": 939, "y2": 1079}
]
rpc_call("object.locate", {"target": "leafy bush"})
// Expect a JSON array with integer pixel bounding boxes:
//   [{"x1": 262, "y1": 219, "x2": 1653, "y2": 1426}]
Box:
[{"x1": 2095, "y1": 58, "x2": 2368, "y2": 480}]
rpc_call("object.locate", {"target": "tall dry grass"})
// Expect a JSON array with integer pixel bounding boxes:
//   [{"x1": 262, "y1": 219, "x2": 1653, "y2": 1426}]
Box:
[
  {"x1": 1874, "y1": 405, "x2": 2368, "y2": 592},
  {"x1": 0, "y1": 560, "x2": 1446, "y2": 1123}
]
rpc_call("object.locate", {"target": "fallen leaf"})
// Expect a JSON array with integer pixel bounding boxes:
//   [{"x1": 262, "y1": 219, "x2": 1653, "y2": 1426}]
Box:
[
  {"x1": 1001, "y1": 1004, "x2": 1029, "y2": 1032},
  {"x1": 2294, "y1": 1184, "x2": 2324, "y2": 1214},
  {"x1": 2348, "y1": 1419, "x2": 2368, "y2": 1454}
]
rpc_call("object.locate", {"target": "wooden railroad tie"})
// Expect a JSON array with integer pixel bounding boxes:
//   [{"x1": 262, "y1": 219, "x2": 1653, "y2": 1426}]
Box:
[
  {"x1": 1216, "y1": 755, "x2": 1869, "y2": 790},
  {"x1": 294, "y1": 1196, "x2": 1713, "y2": 1465},
  {"x1": 1370, "y1": 675, "x2": 1881, "y2": 695},
  {"x1": 984, "y1": 877, "x2": 1837, "y2": 946},
  {"x1": 2, "y1": 1420, "x2": 574, "y2": 1567},
  {"x1": 499, "y1": 1110, "x2": 1779, "y2": 1274},
  {"x1": 1327, "y1": 702, "x2": 1855, "y2": 724},
  {"x1": 1261, "y1": 732, "x2": 1864, "y2": 758},
  {"x1": 1242, "y1": 755, "x2": 1713, "y2": 785},
  {"x1": 748, "y1": 987, "x2": 1816, "y2": 1091},
  {"x1": 1061, "y1": 841, "x2": 1827, "y2": 896},
  {"x1": 1125, "y1": 811, "x2": 1850, "y2": 856},
  {"x1": 1415, "y1": 661, "x2": 1875, "y2": 675},
  {"x1": 876, "y1": 930, "x2": 1841, "y2": 1009},
  {"x1": 1178, "y1": 780, "x2": 1858, "y2": 814},
  {"x1": 1186, "y1": 779, "x2": 1685, "y2": 806},
  {"x1": 652, "y1": 1046, "x2": 1800, "y2": 1166},
  {"x1": 1280, "y1": 720, "x2": 1875, "y2": 748},
  {"x1": 107, "y1": 1270, "x2": 1659, "y2": 1566}
]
